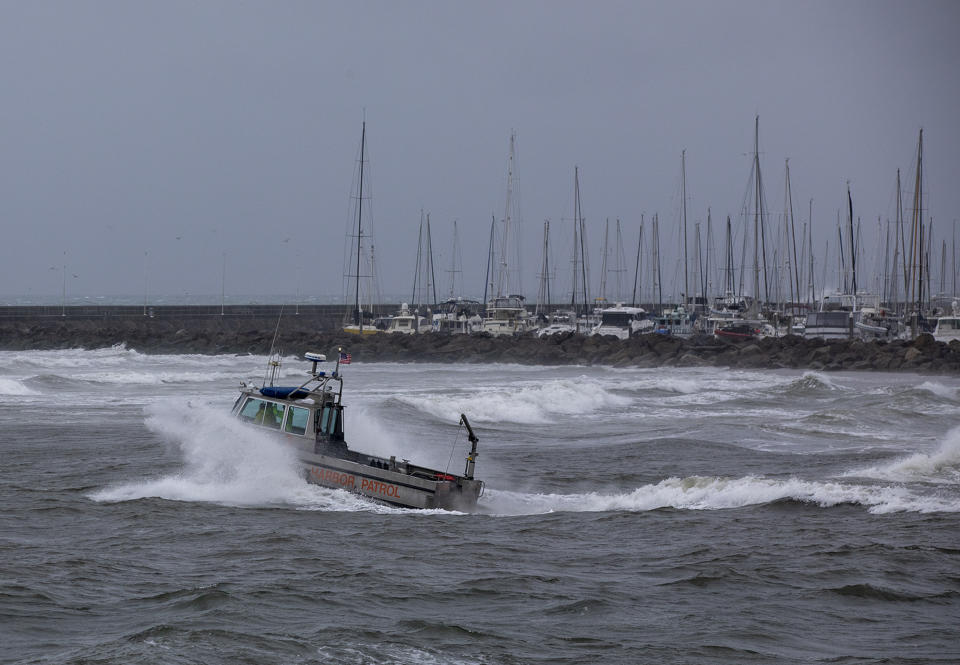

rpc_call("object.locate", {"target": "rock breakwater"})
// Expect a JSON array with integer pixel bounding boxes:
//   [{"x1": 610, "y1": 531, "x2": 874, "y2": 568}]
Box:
[{"x1": 1, "y1": 316, "x2": 958, "y2": 373}]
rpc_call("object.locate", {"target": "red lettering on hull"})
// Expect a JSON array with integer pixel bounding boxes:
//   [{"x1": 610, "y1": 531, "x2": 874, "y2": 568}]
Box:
[
  {"x1": 360, "y1": 477, "x2": 400, "y2": 498},
  {"x1": 308, "y1": 466, "x2": 400, "y2": 499},
  {"x1": 308, "y1": 466, "x2": 356, "y2": 489}
]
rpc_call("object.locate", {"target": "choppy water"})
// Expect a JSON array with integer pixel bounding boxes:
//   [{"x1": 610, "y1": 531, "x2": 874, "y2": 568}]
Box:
[{"x1": 1, "y1": 347, "x2": 959, "y2": 664}]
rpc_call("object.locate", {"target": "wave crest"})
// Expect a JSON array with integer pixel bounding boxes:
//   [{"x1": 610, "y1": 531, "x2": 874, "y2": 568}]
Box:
[
  {"x1": 480, "y1": 474, "x2": 957, "y2": 515},
  {"x1": 784, "y1": 371, "x2": 838, "y2": 395},
  {"x1": 0, "y1": 378, "x2": 39, "y2": 396},
  {"x1": 397, "y1": 378, "x2": 632, "y2": 425},
  {"x1": 846, "y1": 425, "x2": 960, "y2": 484}
]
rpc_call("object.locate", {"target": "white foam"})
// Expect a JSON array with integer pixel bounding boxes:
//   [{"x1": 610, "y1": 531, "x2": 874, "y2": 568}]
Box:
[
  {"x1": 91, "y1": 401, "x2": 307, "y2": 506},
  {"x1": 480, "y1": 475, "x2": 958, "y2": 516},
  {"x1": 846, "y1": 425, "x2": 960, "y2": 484},
  {"x1": 657, "y1": 377, "x2": 702, "y2": 394},
  {"x1": 0, "y1": 377, "x2": 38, "y2": 396},
  {"x1": 88, "y1": 402, "x2": 306, "y2": 507},
  {"x1": 916, "y1": 381, "x2": 959, "y2": 401},
  {"x1": 79, "y1": 370, "x2": 241, "y2": 385},
  {"x1": 398, "y1": 378, "x2": 632, "y2": 425}
]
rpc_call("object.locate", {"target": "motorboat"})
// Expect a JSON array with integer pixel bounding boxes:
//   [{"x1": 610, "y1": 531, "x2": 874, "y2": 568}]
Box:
[
  {"x1": 590, "y1": 304, "x2": 650, "y2": 339},
  {"x1": 382, "y1": 303, "x2": 426, "y2": 334},
  {"x1": 232, "y1": 351, "x2": 484, "y2": 511},
  {"x1": 932, "y1": 301, "x2": 960, "y2": 343},
  {"x1": 481, "y1": 295, "x2": 532, "y2": 336}
]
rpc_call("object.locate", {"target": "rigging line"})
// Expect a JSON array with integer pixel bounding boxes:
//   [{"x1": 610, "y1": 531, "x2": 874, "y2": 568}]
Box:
[
  {"x1": 444, "y1": 420, "x2": 465, "y2": 476},
  {"x1": 263, "y1": 304, "x2": 285, "y2": 387}
]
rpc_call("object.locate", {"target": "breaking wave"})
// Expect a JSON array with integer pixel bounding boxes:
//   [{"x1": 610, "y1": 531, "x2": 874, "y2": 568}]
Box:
[
  {"x1": 396, "y1": 378, "x2": 633, "y2": 425},
  {"x1": 479, "y1": 475, "x2": 958, "y2": 516},
  {"x1": 0, "y1": 378, "x2": 38, "y2": 396},
  {"x1": 846, "y1": 426, "x2": 960, "y2": 485},
  {"x1": 784, "y1": 371, "x2": 839, "y2": 395},
  {"x1": 914, "y1": 381, "x2": 959, "y2": 401}
]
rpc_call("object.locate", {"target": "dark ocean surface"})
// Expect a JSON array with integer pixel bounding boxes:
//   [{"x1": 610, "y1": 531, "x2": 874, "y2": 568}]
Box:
[{"x1": 2, "y1": 347, "x2": 959, "y2": 664}]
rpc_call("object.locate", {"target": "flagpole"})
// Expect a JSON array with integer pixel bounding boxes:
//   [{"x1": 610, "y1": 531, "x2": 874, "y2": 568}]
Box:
[{"x1": 335, "y1": 346, "x2": 342, "y2": 375}]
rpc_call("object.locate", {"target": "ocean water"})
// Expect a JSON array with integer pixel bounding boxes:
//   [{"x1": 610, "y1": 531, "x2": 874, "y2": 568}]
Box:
[{"x1": 1, "y1": 347, "x2": 958, "y2": 664}]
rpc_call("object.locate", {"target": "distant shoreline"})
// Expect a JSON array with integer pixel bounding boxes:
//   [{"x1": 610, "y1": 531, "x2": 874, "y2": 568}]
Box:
[{"x1": 0, "y1": 309, "x2": 957, "y2": 373}]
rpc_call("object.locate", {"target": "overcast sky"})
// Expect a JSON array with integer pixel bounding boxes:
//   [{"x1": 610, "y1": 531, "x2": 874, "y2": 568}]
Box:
[{"x1": 1, "y1": 0, "x2": 958, "y2": 305}]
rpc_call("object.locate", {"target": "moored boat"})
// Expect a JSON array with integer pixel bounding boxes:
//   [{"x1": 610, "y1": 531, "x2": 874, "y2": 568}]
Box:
[
  {"x1": 714, "y1": 322, "x2": 759, "y2": 340},
  {"x1": 233, "y1": 351, "x2": 484, "y2": 511},
  {"x1": 932, "y1": 301, "x2": 960, "y2": 343},
  {"x1": 590, "y1": 304, "x2": 650, "y2": 339},
  {"x1": 382, "y1": 303, "x2": 426, "y2": 334}
]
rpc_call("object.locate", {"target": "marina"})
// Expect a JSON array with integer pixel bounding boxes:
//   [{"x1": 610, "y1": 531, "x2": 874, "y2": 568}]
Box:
[{"x1": 1, "y1": 3, "x2": 958, "y2": 663}]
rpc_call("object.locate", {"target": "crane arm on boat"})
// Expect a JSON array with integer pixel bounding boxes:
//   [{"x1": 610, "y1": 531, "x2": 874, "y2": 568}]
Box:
[{"x1": 460, "y1": 413, "x2": 479, "y2": 480}]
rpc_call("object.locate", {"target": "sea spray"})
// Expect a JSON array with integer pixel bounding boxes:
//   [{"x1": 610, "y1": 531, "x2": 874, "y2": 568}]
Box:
[{"x1": 91, "y1": 399, "x2": 309, "y2": 506}]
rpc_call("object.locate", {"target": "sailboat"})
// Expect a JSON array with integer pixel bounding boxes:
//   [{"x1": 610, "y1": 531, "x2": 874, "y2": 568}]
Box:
[
  {"x1": 432, "y1": 221, "x2": 482, "y2": 334},
  {"x1": 343, "y1": 121, "x2": 381, "y2": 335},
  {"x1": 385, "y1": 211, "x2": 433, "y2": 334},
  {"x1": 482, "y1": 131, "x2": 532, "y2": 336}
]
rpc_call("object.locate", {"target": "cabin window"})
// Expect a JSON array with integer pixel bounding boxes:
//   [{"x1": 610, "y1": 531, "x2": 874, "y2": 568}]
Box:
[
  {"x1": 285, "y1": 406, "x2": 309, "y2": 436},
  {"x1": 239, "y1": 398, "x2": 267, "y2": 422},
  {"x1": 239, "y1": 398, "x2": 285, "y2": 429},
  {"x1": 263, "y1": 403, "x2": 285, "y2": 429}
]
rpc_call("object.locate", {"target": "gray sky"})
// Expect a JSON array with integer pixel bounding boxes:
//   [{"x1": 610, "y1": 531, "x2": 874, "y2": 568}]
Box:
[{"x1": 1, "y1": 0, "x2": 958, "y2": 304}]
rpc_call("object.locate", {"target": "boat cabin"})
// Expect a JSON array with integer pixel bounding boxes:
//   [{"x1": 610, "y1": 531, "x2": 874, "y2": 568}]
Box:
[
  {"x1": 233, "y1": 387, "x2": 343, "y2": 442},
  {"x1": 933, "y1": 316, "x2": 960, "y2": 343}
]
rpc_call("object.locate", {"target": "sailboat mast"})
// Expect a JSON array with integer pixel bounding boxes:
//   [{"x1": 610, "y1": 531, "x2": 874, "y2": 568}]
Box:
[
  {"x1": 571, "y1": 167, "x2": 580, "y2": 315},
  {"x1": 355, "y1": 121, "x2": 366, "y2": 330},
  {"x1": 786, "y1": 160, "x2": 800, "y2": 314},
  {"x1": 632, "y1": 214, "x2": 644, "y2": 307},
  {"x1": 883, "y1": 217, "x2": 891, "y2": 305},
  {"x1": 694, "y1": 221, "x2": 703, "y2": 310},
  {"x1": 536, "y1": 220, "x2": 551, "y2": 316},
  {"x1": 615, "y1": 219, "x2": 625, "y2": 303},
  {"x1": 448, "y1": 220, "x2": 461, "y2": 299},
  {"x1": 497, "y1": 131, "x2": 516, "y2": 298},
  {"x1": 681, "y1": 149, "x2": 689, "y2": 308},
  {"x1": 724, "y1": 215, "x2": 735, "y2": 297},
  {"x1": 941, "y1": 239, "x2": 947, "y2": 297},
  {"x1": 483, "y1": 215, "x2": 495, "y2": 307},
  {"x1": 807, "y1": 202, "x2": 815, "y2": 308},
  {"x1": 704, "y1": 208, "x2": 712, "y2": 308},
  {"x1": 412, "y1": 210, "x2": 424, "y2": 307},
  {"x1": 653, "y1": 213, "x2": 663, "y2": 312},
  {"x1": 909, "y1": 129, "x2": 924, "y2": 331},
  {"x1": 599, "y1": 218, "x2": 610, "y2": 303},
  {"x1": 427, "y1": 214, "x2": 437, "y2": 310},
  {"x1": 752, "y1": 118, "x2": 761, "y2": 310},
  {"x1": 848, "y1": 183, "x2": 857, "y2": 298}
]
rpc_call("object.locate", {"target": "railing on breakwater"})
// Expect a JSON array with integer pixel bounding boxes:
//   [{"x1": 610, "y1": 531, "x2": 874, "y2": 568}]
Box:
[{"x1": 0, "y1": 304, "x2": 352, "y2": 320}]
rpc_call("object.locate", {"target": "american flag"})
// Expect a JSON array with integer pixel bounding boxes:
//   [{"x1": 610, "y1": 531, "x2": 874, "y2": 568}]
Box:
[{"x1": 339, "y1": 352, "x2": 352, "y2": 364}]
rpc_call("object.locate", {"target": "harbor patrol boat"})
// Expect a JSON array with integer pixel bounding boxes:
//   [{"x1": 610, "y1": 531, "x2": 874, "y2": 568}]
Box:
[{"x1": 232, "y1": 352, "x2": 484, "y2": 511}]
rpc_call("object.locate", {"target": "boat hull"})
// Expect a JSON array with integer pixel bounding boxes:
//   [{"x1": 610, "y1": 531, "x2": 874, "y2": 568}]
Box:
[{"x1": 299, "y1": 450, "x2": 483, "y2": 511}]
